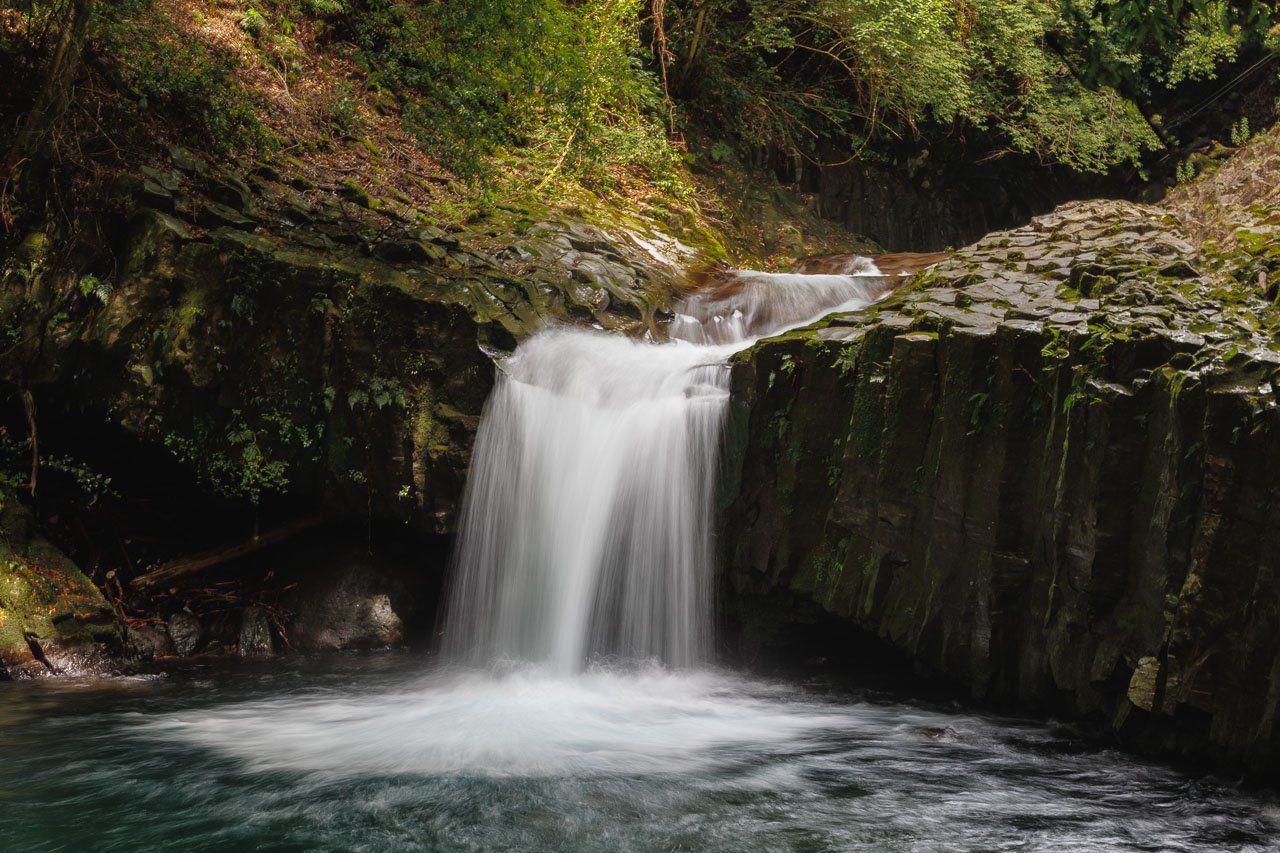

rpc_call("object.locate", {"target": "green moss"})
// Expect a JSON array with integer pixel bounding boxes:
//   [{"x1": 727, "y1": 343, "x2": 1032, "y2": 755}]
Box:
[
  {"x1": 415, "y1": 400, "x2": 452, "y2": 462},
  {"x1": 859, "y1": 554, "x2": 881, "y2": 618},
  {"x1": 794, "y1": 536, "x2": 850, "y2": 606},
  {"x1": 338, "y1": 179, "x2": 379, "y2": 210},
  {"x1": 172, "y1": 286, "x2": 211, "y2": 351},
  {"x1": 14, "y1": 231, "x2": 50, "y2": 265},
  {"x1": 0, "y1": 504, "x2": 121, "y2": 663}
]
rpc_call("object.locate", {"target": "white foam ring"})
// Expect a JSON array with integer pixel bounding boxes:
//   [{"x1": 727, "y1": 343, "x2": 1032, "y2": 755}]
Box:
[{"x1": 441, "y1": 262, "x2": 886, "y2": 672}]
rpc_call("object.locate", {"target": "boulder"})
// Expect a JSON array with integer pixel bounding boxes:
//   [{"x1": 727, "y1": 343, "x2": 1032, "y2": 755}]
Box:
[
  {"x1": 167, "y1": 611, "x2": 204, "y2": 657},
  {"x1": 210, "y1": 174, "x2": 254, "y2": 213},
  {"x1": 128, "y1": 625, "x2": 176, "y2": 660},
  {"x1": 286, "y1": 558, "x2": 408, "y2": 652},
  {"x1": 197, "y1": 202, "x2": 256, "y2": 229},
  {"x1": 0, "y1": 504, "x2": 124, "y2": 679},
  {"x1": 238, "y1": 606, "x2": 275, "y2": 658}
]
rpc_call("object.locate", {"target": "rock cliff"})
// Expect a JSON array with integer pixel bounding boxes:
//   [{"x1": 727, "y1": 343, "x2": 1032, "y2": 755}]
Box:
[
  {"x1": 721, "y1": 181, "x2": 1280, "y2": 773},
  {"x1": 5, "y1": 148, "x2": 698, "y2": 532},
  {"x1": 0, "y1": 149, "x2": 703, "y2": 675}
]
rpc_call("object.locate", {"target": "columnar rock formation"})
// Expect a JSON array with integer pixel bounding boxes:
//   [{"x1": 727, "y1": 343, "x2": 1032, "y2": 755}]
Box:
[
  {"x1": 722, "y1": 197, "x2": 1280, "y2": 773},
  {"x1": 7, "y1": 129, "x2": 1280, "y2": 783}
]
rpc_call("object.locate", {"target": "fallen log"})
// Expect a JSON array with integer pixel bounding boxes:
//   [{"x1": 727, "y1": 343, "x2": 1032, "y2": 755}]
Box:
[{"x1": 130, "y1": 516, "x2": 326, "y2": 591}]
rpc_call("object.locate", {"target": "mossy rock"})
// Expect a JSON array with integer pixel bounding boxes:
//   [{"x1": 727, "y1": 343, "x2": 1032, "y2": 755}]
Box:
[
  {"x1": 13, "y1": 230, "x2": 50, "y2": 265},
  {"x1": 0, "y1": 503, "x2": 123, "y2": 678},
  {"x1": 338, "y1": 179, "x2": 378, "y2": 210}
]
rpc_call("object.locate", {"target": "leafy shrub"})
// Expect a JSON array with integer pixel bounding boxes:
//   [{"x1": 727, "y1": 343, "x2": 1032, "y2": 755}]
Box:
[
  {"x1": 300, "y1": 0, "x2": 347, "y2": 16},
  {"x1": 1231, "y1": 116, "x2": 1252, "y2": 146},
  {"x1": 239, "y1": 7, "x2": 270, "y2": 39}
]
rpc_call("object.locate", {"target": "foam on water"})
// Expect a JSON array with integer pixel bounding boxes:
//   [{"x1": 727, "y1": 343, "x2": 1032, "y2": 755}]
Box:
[
  {"x1": 10, "y1": 661, "x2": 1260, "y2": 851},
  {"x1": 144, "y1": 665, "x2": 854, "y2": 777}
]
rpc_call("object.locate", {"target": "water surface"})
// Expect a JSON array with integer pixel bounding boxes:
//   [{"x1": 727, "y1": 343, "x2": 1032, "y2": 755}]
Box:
[{"x1": 1, "y1": 657, "x2": 1275, "y2": 852}]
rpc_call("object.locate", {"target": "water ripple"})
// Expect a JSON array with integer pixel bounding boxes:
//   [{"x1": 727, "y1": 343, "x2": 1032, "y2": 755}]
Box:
[{"x1": 0, "y1": 660, "x2": 1276, "y2": 852}]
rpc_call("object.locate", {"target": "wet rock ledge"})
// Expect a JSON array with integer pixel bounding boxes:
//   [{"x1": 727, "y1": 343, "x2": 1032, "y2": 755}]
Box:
[{"x1": 722, "y1": 198, "x2": 1280, "y2": 775}]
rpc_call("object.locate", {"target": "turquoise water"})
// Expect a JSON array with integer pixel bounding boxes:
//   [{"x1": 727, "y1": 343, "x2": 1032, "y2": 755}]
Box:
[{"x1": 1, "y1": 656, "x2": 1276, "y2": 852}]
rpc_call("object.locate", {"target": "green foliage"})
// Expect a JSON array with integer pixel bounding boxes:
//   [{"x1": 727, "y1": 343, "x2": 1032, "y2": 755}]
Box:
[
  {"x1": 1040, "y1": 326, "x2": 1072, "y2": 363},
  {"x1": 0, "y1": 432, "x2": 30, "y2": 509},
  {"x1": 76, "y1": 274, "x2": 112, "y2": 303},
  {"x1": 665, "y1": 0, "x2": 1172, "y2": 172},
  {"x1": 1061, "y1": 0, "x2": 1276, "y2": 92},
  {"x1": 0, "y1": 432, "x2": 115, "y2": 512},
  {"x1": 305, "y1": 0, "x2": 677, "y2": 187},
  {"x1": 1165, "y1": 2, "x2": 1244, "y2": 86},
  {"x1": 528, "y1": 0, "x2": 681, "y2": 190},
  {"x1": 12, "y1": 0, "x2": 1274, "y2": 200},
  {"x1": 1231, "y1": 116, "x2": 1252, "y2": 146},
  {"x1": 162, "y1": 415, "x2": 292, "y2": 505},
  {"x1": 324, "y1": 80, "x2": 368, "y2": 138},
  {"x1": 664, "y1": 0, "x2": 1276, "y2": 173},
  {"x1": 708, "y1": 140, "x2": 734, "y2": 162},
  {"x1": 833, "y1": 344, "x2": 858, "y2": 376},
  {"x1": 92, "y1": 0, "x2": 268, "y2": 152},
  {"x1": 347, "y1": 375, "x2": 406, "y2": 411},
  {"x1": 239, "y1": 7, "x2": 270, "y2": 39},
  {"x1": 301, "y1": 0, "x2": 348, "y2": 17},
  {"x1": 40, "y1": 453, "x2": 117, "y2": 507}
]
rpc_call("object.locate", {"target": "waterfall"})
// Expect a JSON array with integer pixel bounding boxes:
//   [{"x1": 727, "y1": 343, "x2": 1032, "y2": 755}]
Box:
[{"x1": 442, "y1": 264, "x2": 887, "y2": 672}]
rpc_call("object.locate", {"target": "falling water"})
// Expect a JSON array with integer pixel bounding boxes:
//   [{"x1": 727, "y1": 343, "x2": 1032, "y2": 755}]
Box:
[
  {"x1": 11, "y1": 261, "x2": 1275, "y2": 853},
  {"x1": 442, "y1": 264, "x2": 888, "y2": 671}
]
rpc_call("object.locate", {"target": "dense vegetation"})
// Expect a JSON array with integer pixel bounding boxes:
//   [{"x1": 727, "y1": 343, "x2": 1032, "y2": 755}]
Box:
[
  {"x1": 669, "y1": 0, "x2": 1279, "y2": 172},
  {"x1": 3, "y1": 0, "x2": 1278, "y2": 198}
]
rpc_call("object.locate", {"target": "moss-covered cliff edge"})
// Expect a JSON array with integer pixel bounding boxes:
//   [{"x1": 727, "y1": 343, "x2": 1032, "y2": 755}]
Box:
[
  {"x1": 0, "y1": 145, "x2": 733, "y2": 675},
  {"x1": 3, "y1": 144, "x2": 714, "y2": 524},
  {"x1": 721, "y1": 168, "x2": 1280, "y2": 773}
]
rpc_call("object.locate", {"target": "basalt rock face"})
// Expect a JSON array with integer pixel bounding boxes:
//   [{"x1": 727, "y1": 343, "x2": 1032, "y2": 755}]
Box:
[
  {"x1": 4, "y1": 150, "x2": 697, "y2": 535},
  {"x1": 722, "y1": 197, "x2": 1280, "y2": 774}
]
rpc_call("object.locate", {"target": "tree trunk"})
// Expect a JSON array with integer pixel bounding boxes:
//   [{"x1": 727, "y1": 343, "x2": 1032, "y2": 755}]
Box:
[{"x1": 3, "y1": 0, "x2": 96, "y2": 177}]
